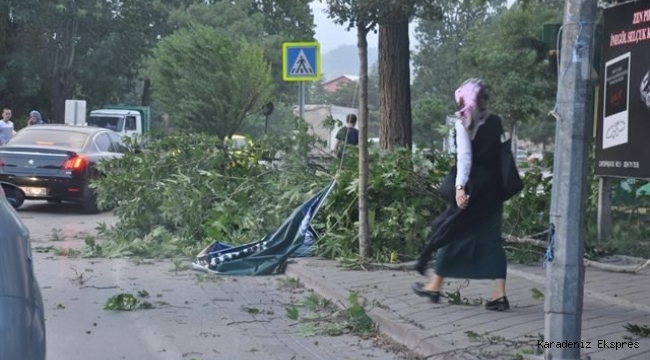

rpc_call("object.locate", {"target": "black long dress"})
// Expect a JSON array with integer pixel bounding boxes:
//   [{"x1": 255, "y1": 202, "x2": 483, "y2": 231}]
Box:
[{"x1": 417, "y1": 113, "x2": 507, "y2": 279}]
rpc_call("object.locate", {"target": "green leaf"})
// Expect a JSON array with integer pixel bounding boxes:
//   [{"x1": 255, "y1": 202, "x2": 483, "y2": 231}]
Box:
[{"x1": 285, "y1": 305, "x2": 299, "y2": 320}]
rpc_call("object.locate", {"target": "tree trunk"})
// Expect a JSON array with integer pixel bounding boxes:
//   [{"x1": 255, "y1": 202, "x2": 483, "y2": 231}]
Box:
[
  {"x1": 51, "y1": 75, "x2": 65, "y2": 123},
  {"x1": 50, "y1": 16, "x2": 78, "y2": 123},
  {"x1": 141, "y1": 78, "x2": 152, "y2": 106},
  {"x1": 378, "y1": 18, "x2": 412, "y2": 150},
  {"x1": 358, "y1": 23, "x2": 370, "y2": 259}
]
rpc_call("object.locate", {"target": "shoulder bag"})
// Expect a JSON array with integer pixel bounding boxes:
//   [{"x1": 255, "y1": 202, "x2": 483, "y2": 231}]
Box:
[{"x1": 498, "y1": 120, "x2": 524, "y2": 201}]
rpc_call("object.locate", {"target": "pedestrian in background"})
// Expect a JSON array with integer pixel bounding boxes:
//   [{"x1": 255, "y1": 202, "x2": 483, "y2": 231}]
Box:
[
  {"x1": 333, "y1": 113, "x2": 359, "y2": 159},
  {"x1": 28, "y1": 110, "x2": 45, "y2": 125},
  {"x1": 0, "y1": 108, "x2": 14, "y2": 145},
  {"x1": 412, "y1": 78, "x2": 510, "y2": 311}
]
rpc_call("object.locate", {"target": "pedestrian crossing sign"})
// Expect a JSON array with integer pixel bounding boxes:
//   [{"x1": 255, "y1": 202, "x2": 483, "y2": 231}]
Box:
[{"x1": 282, "y1": 42, "x2": 321, "y2": 82}]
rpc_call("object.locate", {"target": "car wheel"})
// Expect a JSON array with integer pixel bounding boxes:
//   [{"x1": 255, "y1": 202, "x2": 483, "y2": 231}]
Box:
[
  {"x1": 82, "y1": 185, "x2": 101, "y2": 214},
  {"x1": 2, "y1": 184, "x2": 25, "y2": 209}
]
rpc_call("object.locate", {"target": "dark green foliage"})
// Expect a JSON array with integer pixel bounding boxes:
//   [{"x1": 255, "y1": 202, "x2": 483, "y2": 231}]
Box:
[{"x1": 148, "y1": 23, "x2": 273, "y2": 138}]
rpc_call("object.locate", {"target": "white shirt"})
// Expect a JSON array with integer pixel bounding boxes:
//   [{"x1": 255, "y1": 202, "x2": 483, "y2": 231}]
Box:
[
  {"x1": 454, "y1": 119, "x2": 472, "y2": 187},
  {"x1": 0, "y1": 120, "x2": 14, "y2": 145}
]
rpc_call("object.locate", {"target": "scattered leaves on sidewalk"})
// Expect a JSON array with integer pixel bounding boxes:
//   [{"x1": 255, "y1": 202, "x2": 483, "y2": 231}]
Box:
[
  {"x1": 33, "y1": 246, "x2": 54, "y2": 253},
  {"x1": 445, "y1": 281, "x2": 485, "y2": 306},
  {"x1": 277, "y1": 277, "x2": 302, "y2": 289},
  {"x1": 286, "y1": 291, "x2": 376, "y2": 338},
  {"x1": 624, "y1": 323, "x2": 650, "y2": 337},
  {"x1": 54, "y1": 247, "x2": 81, "y2": 258},
  {"x1": 104, "y1": 292, "x2": 154, "y2": 311},
  {"x1": 285, "y1": 305, "x2": 299, "y2": 320},
  {"x1": 445, "y1": 289, "x2": 484, "y2": 306},
  {"x1": 68, "y1": 266, "x2": 96, "y2": 287},
  {"x1": 530, "y1": 287, "x2": 545, "y2": 300}
]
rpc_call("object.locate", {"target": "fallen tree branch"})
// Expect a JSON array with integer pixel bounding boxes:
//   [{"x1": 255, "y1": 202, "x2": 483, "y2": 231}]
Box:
[
  {"x1": 503, "y1": 235, "x2": 547, "y2": 247},
  {"x1": 80, "y1": 285, "x2": 119, "y2": 290},
  {"x1": 226, "y1": 320, "x2": 271, "y2": 326}
]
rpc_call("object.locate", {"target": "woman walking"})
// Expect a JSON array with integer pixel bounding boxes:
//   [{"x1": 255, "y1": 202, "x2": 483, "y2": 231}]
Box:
[{"x1": 413, "y1": 78, "x2": 509, "y2": 311}]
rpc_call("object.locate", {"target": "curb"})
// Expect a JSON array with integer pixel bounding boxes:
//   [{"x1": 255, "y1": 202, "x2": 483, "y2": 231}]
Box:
[{"x1": 285, "y1": 261, "x2": 448, "y2": 358}]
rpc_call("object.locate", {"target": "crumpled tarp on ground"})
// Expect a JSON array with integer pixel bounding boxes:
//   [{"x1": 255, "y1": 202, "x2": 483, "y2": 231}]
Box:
[{"x1": 192, "y1": 179, "x2": 335, "y2": 276}]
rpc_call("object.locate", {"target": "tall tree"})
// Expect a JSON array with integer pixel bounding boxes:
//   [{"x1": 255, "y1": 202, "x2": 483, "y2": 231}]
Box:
[
  {"x1": 458, "y1": 2, "x2": 561, "y2": 135},
  {"x1": 377, "y1": 6, "x2": 412, "y2": 150},
  {"x1": 411, "y1": 0, "x2": 504, "y2": 147},
  {"x1": 167, "y1": 0, "x2": 314, "y2": 101},
  {"x1": 7, "y1": 0, "x2": 168, "y2": 122},
  {"x1": 323, "y1": 0, "x2": 443, "y2": 150},
  {"x1": 148, "y1": 23, "x2": 273, "y2": 139}
]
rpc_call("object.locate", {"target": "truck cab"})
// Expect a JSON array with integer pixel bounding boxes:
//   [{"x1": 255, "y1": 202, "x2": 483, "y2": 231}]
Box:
[{"x1": 85, "y1": 106, "x2": 150, "y2": 139}]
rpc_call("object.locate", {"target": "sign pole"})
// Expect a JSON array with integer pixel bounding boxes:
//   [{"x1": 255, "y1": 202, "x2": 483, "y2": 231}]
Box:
[
  {"x1": 544, "y1": 1, "x2": 597, "y2": 359},
  {"x1": 597, "y1": 176, "x2": 613, "y2": 242},
  {"x1": 299, "y1": 81, "x2": 305, "y2": 120}
]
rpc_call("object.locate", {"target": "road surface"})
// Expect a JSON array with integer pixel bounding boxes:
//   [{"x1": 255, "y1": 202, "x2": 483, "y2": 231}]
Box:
[{"x1": 19, "y1": 201, "x2": 416, "y2": 360}]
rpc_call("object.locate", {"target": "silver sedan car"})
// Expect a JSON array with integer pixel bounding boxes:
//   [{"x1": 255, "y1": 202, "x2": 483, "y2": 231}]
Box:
[{"x1": 0, "y1": 182, "x2": 47, "y2": 359}]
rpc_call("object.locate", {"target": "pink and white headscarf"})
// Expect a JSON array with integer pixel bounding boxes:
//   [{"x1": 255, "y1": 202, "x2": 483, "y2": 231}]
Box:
[{"x1": 454, "y1": 78, "x2": 488, "y2": 130}]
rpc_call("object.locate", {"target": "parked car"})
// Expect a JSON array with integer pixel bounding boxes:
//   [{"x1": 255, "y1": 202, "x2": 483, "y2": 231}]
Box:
[
  {"x1": 0, "y1": 184, "x2": 47, "y2": 360},
  {"x1": 0, "y1": 124, "x2": 125, "y2": 213}
]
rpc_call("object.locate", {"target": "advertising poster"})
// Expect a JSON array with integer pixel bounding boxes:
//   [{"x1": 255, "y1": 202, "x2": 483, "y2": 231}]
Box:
[{"x1": 595, "y1": 0, "x2": 650, "y2": 178}]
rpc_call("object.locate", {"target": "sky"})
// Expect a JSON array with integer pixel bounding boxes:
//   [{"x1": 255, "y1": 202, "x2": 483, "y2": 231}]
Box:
[
  {"x1": 309, "y1": 1, "x2": 420, "y2": 54},
  {"x1": 310, "y1": 0, "x2": 519, "y2": 54}
]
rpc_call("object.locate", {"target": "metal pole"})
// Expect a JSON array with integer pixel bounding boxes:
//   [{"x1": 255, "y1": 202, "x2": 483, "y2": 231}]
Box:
[
  {"x1": 299, "y1": 81, "x2": 305, "y2": 120},
  {"x1": 544, "y1": 1, "x2": 597, "y2": 359},
  {"x1": 597, "y1": 177, "x2": 613, "y2": 242}
]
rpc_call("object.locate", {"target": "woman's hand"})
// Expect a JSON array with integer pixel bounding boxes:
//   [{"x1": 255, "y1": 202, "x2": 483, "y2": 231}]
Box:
[{"x1": 456, "y1": 188, "x2": 469, "y2": 209}]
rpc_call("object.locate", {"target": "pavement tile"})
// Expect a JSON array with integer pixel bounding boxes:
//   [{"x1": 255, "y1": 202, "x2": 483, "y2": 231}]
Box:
[{"x1": 286, "y1": 258, "x2": 650, "y2": 360}]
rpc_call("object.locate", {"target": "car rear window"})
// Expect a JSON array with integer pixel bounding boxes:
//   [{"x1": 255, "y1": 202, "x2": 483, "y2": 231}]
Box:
[{"x1": 8, "y1": 129, "x2": 88, "y2": 149}]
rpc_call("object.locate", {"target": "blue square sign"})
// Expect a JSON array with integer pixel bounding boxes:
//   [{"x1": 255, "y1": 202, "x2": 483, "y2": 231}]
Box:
[{"x1": 282, "y1": 42, "x2": 321, "y2": 82}]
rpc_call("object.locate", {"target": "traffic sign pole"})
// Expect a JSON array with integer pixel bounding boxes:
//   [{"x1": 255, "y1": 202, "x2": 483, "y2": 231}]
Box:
[{"x1": 299, "y1": 81, "x2": 305, "y2": 120}]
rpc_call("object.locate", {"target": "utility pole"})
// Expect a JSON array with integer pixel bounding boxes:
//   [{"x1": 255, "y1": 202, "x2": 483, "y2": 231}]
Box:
[{"x1": 544, "y1": 1, "x2": 598, "y2": 359}]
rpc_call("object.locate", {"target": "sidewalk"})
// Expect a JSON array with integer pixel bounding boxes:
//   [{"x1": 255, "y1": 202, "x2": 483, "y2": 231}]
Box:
[{"x1": 285, "y1": 259, "x2": 650, "y2": 360}]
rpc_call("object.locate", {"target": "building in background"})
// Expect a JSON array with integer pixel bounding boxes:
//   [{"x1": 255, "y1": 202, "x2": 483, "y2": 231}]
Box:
[{"x1": 322, "y1": 75, "x2": 359, "y2": 93}]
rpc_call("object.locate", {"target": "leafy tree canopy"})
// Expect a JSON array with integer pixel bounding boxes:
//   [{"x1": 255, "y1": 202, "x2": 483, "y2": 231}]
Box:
[
  {"x1": 459, "y1": 2, "x2": 561, "y2": 128},
  {"x1": 167, "y1": 0, "x2": 315, "y2": 100},
  {"x1": 148, "y1": 23, "x2": 273, "y2": 139}
]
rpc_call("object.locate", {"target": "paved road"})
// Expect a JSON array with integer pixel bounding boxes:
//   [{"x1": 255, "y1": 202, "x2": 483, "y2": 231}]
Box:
[{"x1": 19, "y1": 201, "x2": 414, "y2": 360}]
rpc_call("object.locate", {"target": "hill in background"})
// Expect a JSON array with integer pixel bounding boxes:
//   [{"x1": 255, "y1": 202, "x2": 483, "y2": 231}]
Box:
[{"x1": 321, "y1": 44, "x2": 378, "y2": 80}]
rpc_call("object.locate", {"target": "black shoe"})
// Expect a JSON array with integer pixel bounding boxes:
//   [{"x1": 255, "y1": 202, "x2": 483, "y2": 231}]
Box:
[
  {"x1": 485, "y1": 296, "x2": 509, "y2": 311},
  {"x1": 412, "y1": 282, "x2": 441, "y2": 303},
  {"x1": 415, "y1": 259, "x2": 428, "y2": 276}
]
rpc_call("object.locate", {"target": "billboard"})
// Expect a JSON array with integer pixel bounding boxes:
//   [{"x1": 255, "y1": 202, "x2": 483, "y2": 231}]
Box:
[{"x1": 595, "y1": 0, "x2": 650, "y2": 178}]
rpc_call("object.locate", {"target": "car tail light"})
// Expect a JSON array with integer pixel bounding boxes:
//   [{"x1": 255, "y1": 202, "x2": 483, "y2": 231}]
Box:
[
  {"x1": 62, "y1": 156, "x2": 87, "y2": 171},
  {"x1": 0, "y1": 158, "x2": 4, "y2": 167}
]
